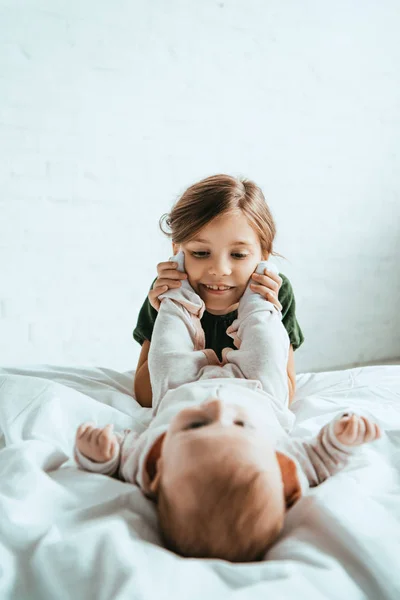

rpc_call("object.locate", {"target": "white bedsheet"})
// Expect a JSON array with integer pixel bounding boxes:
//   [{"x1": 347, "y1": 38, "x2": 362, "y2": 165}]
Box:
[{"x1": 0, "y1": 364, "x2": 399, "y2": 600}]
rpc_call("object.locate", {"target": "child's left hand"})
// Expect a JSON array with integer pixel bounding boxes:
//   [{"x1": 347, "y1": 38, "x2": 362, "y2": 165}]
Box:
[
  {"x1": 250, "y1": 268, "x2": 283, "y2": 311},
  {"x1": 334, "y1": 413, "x2": 381, "y2": 446}
]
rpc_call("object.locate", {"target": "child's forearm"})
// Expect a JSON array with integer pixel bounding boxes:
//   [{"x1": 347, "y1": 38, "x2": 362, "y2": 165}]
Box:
[
  {"x1": 288, "y1": 376, "x2": 295, "y2": 405},
  {"x1": 134, "y1": 360, "x2": 153, "y2": 407},
  {"x1": 287, "y1": 345, "x2": 296, "y2": 405}
]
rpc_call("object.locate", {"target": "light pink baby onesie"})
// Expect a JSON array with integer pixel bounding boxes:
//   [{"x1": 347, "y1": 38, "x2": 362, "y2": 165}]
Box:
[{"x1": 75, "y1": 252, "x2": 358, "y2": 498}]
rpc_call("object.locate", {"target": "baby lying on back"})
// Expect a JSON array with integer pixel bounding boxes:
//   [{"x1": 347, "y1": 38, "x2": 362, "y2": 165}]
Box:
[
  {"x1": 75, "y1": 407, "x2": 380, "y2": 562},
  {"x1": 74, "y1": 252, "x2": 381, "y2": 562}
]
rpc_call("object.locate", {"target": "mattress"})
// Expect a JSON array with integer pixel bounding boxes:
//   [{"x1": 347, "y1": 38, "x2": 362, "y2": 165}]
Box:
[{"x1": 0, "y1": 363, "x2": 399, "y2": 600}]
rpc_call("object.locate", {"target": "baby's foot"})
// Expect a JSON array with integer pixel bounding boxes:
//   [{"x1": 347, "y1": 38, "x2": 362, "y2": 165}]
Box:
[
  {"x1": 75, "y1": 423, "x2": 118, "y2": 463},
  {"x1": 333, "y1": 413, "x2": 381, "y2": 446},
  {"x1": 157, "y1": 250, "x2": 205, "y2": 319},
  {"x1": 238, "y1": 260, "x2": 280, "y2": 312},
  {"x1": 227, "y1": 260, "x2": 281, "y2": 348},
  {"x1": 168, "y1": 250, "x2": 196, "y2": 294}
]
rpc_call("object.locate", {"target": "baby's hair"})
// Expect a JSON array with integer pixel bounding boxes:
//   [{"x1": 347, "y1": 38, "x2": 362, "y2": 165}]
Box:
[
  {"x1": 159, "y1": 174, "x2": 282, "y2": 259},
  {"x1": 156, "y1": 459, "x2": 285, "y2": 562}
]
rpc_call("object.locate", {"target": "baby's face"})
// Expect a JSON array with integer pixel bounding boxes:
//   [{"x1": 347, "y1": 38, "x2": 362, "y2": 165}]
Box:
[{"x1": 158, "y1": 398, "x2": 283, "y2": 498}]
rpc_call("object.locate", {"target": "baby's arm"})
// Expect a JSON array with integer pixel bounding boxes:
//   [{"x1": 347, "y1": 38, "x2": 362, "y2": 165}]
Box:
[
  {"x1": 74, "y1": 422, "x2": 162, "y2": 492},
  {"x1": 333, "y1": 413, "x2": 381, "y2": 446},
  {"x1": 289, "y1": 413, "x2": 381, "y2": 488},
  {"x1": 74, "y1": 423, "x2": 124, "y2": 477}
]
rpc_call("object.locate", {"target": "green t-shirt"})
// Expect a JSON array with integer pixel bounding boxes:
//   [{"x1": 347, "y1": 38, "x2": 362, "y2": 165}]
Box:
[{"x1": 133, "y1": 274, "x2": 304, "y2": 361}]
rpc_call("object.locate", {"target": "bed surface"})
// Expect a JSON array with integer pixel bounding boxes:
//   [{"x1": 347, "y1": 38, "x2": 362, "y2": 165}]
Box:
[{"x1": 0, "y1": 364, "x2": 399, "y2": 600}]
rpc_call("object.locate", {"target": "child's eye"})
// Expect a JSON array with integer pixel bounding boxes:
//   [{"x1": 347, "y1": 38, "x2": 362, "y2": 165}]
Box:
[
  {"x1": 232, "y1": 253, "x2": 249, "y2": 259},
  {"x1": 191, "y1": 252, "x2": 209, "y2": 258},
  {"x1": 190, "y1": 252, "x2": 249, "y2": 259}
]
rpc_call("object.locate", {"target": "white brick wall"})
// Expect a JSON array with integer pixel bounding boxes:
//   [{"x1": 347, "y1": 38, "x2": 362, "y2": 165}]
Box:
[{"x1": 1, "y1": 0, "x2": 399, "y2": 373}]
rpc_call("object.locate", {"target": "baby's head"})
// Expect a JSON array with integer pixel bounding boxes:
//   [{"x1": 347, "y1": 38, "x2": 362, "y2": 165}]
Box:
[
  {"x1": 150, "y1": 399, "x2": 286, "y2": 562},
  {"x1": 159, "y1": 174, "x2": 279, "y2": 315}
]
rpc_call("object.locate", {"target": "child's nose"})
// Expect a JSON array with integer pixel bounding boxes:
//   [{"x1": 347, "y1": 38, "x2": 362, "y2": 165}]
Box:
[{"x1": 207, "y1": 256, "x2": 232, "y2": 277}]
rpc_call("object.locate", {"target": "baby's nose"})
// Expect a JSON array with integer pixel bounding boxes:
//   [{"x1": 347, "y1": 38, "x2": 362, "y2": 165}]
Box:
[{"x1": 203, "y1": 398, "x2": 233, "y2": 425}]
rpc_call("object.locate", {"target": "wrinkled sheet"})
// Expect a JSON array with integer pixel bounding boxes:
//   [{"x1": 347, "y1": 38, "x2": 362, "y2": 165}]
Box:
[{"x1": 0, "y1": 364, "x2": 399, "y2": 600}]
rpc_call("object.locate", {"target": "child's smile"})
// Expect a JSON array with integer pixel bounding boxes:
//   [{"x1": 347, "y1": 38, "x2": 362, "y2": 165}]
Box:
[
  {"x1": 173, "y1": 210, "x2": 265, "y2": 315},
  {"x1": 201, "y1": 283, "x2": 235, "y2": 296}
]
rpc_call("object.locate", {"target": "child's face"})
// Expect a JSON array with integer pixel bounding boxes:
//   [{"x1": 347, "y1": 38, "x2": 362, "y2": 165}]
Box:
[
  {"x1": 155, "y1": 398, "x2": 283, "y2": 502},
  {"x1": 173, "y1": 210, "x2": 265, "y2": 315}
]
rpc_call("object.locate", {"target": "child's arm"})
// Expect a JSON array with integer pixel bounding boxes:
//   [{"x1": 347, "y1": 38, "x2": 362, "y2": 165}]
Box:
[
  {"x1": 287, "y1": 345, "x2": 296, "y2": 405},
  {"x1": 133, "y1": 340, "x2": 153, "y2": 407},
  {"x1": 288, "y1": 413, "x2": 382, "y2": 488}
]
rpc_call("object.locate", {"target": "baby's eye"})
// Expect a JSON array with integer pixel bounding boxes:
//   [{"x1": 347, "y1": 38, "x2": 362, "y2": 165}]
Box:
[
  {"x1": 186, "y1": 421, "x2": 207, "y2": 429},
  {"x1": 232, "y1": 253, "x2": 249, "y2": 259},
  {"x1": 191, "y1": 252, "x2": 209, "y2": 259}
]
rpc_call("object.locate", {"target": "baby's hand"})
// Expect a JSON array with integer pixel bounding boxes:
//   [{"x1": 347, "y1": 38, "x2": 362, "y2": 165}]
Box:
[
  {"x1": 75, "y1": 423, "x2": 118, "y2": 463},
  {"x1": 334, "y1": 413, "x2": 381, "y2": 446}
]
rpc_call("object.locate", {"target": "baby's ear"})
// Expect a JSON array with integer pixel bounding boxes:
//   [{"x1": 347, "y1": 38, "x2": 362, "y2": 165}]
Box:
[
  {"x1": 149, "y1": 458, "x2": 163, "y2": 496},
  {"x1": 145, "y1": 433, "x2": 166, "y2": 492},
  {"x1": 276, "y1": 451, "x2": 302, "y2": 509}
]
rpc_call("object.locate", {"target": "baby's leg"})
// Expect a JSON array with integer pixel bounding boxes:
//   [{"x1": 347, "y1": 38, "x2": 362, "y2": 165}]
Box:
[
  {"x1": 223, "y1": 261, "x2": 293, "y2": 428},
  {"x1": 148, "y1": 251, "x2": 212, "y2": 413}
]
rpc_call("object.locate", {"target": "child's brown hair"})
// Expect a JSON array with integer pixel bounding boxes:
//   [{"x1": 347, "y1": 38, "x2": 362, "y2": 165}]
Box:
[{"x1": 160, "y1": 174, "x2": 280, "y2": 259}]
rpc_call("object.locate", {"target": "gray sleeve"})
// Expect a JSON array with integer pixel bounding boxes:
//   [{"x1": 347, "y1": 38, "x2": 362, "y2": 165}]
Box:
[{"x1": 288, "y1": 413, "x2": 358, "y2": 487}]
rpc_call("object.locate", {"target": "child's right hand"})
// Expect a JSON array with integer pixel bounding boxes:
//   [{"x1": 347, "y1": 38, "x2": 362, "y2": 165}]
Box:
[
  {"x1": 75, "y1": 423, "x2": 118, "y2": 463},
  {"x1": 333, "y1": 413, "x2": 381, "y2": 447},
  {"x1": 148, "y1": 260, "x2": 188, "y2": 311}
]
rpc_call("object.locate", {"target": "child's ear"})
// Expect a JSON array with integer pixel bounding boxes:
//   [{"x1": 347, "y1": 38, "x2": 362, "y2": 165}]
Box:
[
  {"x1": 276, "y1": 451, "x2": 302, "y2": 509},
  {"x1": 172, "y1": 242, "x2": 180, "y2": 255}
]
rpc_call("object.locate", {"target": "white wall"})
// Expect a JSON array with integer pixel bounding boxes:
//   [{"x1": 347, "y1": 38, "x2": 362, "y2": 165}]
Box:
[{"x1": 1, "y1": 0, "x2": 399, "y2": 374}]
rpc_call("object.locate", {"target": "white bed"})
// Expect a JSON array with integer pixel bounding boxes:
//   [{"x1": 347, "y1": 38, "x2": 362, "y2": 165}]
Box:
[{"x1": 0, "y1": 363, "x2": 399, "y2": 600}]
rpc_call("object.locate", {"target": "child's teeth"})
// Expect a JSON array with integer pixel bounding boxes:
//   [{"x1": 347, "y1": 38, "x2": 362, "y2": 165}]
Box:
[{"x1": 206, "y1": 285, "x2": 231, "y2": 290}]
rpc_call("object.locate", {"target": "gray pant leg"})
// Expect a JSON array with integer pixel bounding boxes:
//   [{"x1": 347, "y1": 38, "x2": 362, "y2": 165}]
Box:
[
  {"x1": 223, "y1": 298, "x2": 292, "y2": 429},
  {"x1": 148, "y1": 298, "x2": 209, "y2": 413}
]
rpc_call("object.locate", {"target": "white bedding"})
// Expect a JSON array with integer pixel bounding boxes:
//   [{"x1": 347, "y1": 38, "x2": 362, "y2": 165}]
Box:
[{"x1": 0, "y1": 364, "x2": 399, "y2": 600}]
